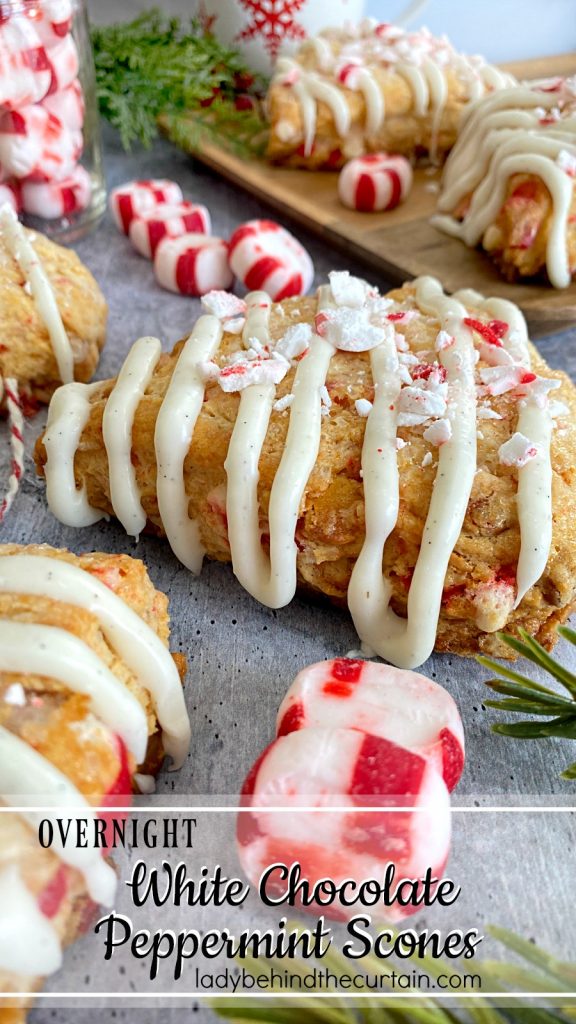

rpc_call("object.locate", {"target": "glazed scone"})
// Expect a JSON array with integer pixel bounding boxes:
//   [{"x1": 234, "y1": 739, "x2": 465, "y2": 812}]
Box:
[
  {"x1": 0, "y1": 205, "x2": 107, "y2": 409},
  {"x1": 266, "y1": 20, "x2": 515, "y2": 169},
  {"x1": 0, "y1": 543, "x2": 189, "y2": 1021},
  {"x1": 35, "y1": 275, "x2": 576, "y2": 666},
  {"x1": 433, "y1": 78, "x2": 576, "y2": 288}
]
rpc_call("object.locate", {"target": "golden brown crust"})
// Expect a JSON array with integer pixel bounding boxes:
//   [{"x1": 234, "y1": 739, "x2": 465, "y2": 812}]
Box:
[
  {"x1": 0, "y1": 230, "x2": 107, "y2": 408},
  {"x1": 35, "y1": 286, "x2": 576, "y2": 659}
]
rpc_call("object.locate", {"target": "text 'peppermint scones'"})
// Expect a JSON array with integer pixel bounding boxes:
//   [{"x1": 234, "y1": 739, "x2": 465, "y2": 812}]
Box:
[
  {"x1": 433, "y1": 78, "x2": 576, "y2": 288},
  {"x1": 0, "y1": 203, "x2": 107, "y2": 408},
  {"x1": 266, "y1": 20, "x2": 515, "y2": 169},
  {"x1": 0, "y1": 543, "x2": 189, "y2": 1021},
  {"x1": 35, "y1": 275, "x2": 576, "y2": 667}
]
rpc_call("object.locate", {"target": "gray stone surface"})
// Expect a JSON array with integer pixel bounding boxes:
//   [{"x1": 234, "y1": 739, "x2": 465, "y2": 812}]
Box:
[{"x1": 4, "y1": 123, "x2": 572, "y2": 1020}]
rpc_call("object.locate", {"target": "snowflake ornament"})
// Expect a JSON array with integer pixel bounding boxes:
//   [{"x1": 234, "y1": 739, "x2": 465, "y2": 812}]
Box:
[{"x1": 236, "y1": 0, "x2": 308, "y2": 60}]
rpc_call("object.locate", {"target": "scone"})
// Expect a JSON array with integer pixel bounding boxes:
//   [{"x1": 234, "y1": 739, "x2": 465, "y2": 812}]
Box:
[
  {"x1": 0, "y1": 203, "x2": 107, "y2": 410},
  {"x1": 35, "y1": 274, "x2": 576, "y2": 667},
  {"x1": 0, "y1": 543, "x2": 189, "y2": 1021},
  {"x1": 266, "y1": 19, "x2": 515, "y2": 169},
  {"x1": 433, "y1": 78, "x2": 576, "y2": 288}
]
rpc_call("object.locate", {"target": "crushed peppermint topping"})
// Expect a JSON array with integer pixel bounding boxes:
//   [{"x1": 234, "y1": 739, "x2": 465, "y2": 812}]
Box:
[
  {"x1": 395, "y1": 437, "x2": 407, "y2": 450},
  {"x1": 315, "y1": 307, "x2": 388, "y2": 351},
  {"x1": 498, "y1": 432, "x2": 539, "y2": 468},
  {"x1": 387, "y1": 309, "x2": 420, "y2": 323},
  {"x1": 477, "y1": 404, "x2": 502, "y2": 420},
  {"x1": 435, "y1": 329, "x2": 455, "y2": 352},
  {"x1": 463, "y1": 316, "x2": 507, "y2": 347},
  {"x1": 479, "y1": 365, "x2": 536, "y2": 396},
  {"x1": 204, "y1": 354, "x2": 290, "y2": 392},
  {"x1": 397, "y1": 384, "x2": 447, "y2": 426},
  {"x1": 275, "y1": 322, "x2": 312, "y2": 361},
  {"x1": 273, "y1": 393, "x2": 295, "y2": 412},
  {"x1": 557, "y1": 148, "x2": 576, "y2": 176},
  {"x1": 421, "y1": 451, "x2": 433, "y2": 467},
  {"x1": 423, "y1": 417, "x2": 452, "y2": 445},
  {"x1": 201, "y1": 290, "x2": 247, "y2": 320},
  {"x1": 328, "y1": 270, "x2": 370, "y2": 308},
  {"x1": 549, "y1": 399, "x2": 569, "y2": 419},
  {"x1": 226, "y1": 317, "x2": 245, "y2": 335},
  {"x1": 4, "y1": 682, "x2": 26, "y2": 706},
  {"x1": 320, "y1": 385, "x2": 332, "y2": 410},
  {"x1": 355, "y1": 398, "x2": 373, "y2": 417}
]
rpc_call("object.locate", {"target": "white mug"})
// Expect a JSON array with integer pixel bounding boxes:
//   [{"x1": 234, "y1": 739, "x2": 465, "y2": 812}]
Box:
[{"x1": 199, "y1": 0, "x2": 367, "y2": 76}]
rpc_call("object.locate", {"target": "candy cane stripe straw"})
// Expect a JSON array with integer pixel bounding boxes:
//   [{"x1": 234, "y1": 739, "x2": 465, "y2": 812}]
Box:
[{"x1": 0, "y1": 376, "x2": 25, "y2": 524}]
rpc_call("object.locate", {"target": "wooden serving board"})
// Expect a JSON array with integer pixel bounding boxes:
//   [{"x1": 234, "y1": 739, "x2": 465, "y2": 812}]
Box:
[{"x1": 172, "y1": 52, "x2": 576, "y2": 336}]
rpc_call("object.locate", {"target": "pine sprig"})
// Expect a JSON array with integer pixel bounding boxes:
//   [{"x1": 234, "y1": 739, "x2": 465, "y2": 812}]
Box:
[
  {"x1": 90, "y1": 9, "x2": 269, "y2": 153},
  {"x1": 210, "y1": 922, "x2": 575, "y2": 1023},
  {"x1": 477, "y1": 626, "x2": 576, "y2": 779}
]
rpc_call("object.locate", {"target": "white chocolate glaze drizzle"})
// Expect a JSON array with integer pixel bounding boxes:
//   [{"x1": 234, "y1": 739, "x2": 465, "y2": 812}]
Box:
[
  {"x1": 155, "y1": 315, "x2": 223, "y2": 573},
  {"x1": 43, "y1": 382, "x2": 103, "y2": 527},
  {"x1": 434, "y1": 82, "x2": 576, "y2": 288},
  {"x1": 42, "y1": 274, "x2": 560, "y2": 668},
  {"x1": 0, "y1": 202, "x2": 74, "y2": 383},
  {"x1": 0, "y1": 725, "x2": 117, "y2": 905},
  {"x1": 0, "y1": 864, "x2": 62, "y2": 976},
  {"x1": 0, "y1": 554, "x2": 191, "y2": 768},
  {"x1": 103, "y1": 336, "x2": 162, "y2": 539}
]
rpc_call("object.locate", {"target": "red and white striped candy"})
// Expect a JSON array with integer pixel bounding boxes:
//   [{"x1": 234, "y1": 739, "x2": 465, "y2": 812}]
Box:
[
  {"x1": 0, "y1": 105, "x2": 80, "y2": 181},
  {"x1": 0, "y1": 16, "x2": 51, "y2": 109},
  {"x1": 154, "y1": 233, "x2": 233, "y2": 296},
  {"x1": 46, "y1": 34, "x2": 78, "y2": 94},
  {"x1": 129, "y1": 201, "x2": 211, "y2": 259},
  {"x1": 237, "y1": 727, "x2": 451, "y2": 923},
  {"x1": 109, "y1": 179, "x2": 184, "y2": 235},
  {"x1": 21, "y1": 162, "x2": 91, "y2": 218},
  {"x1": 0, "y1": 180, "x2": 22, "y2": 212},
  {"x1": 42, "y1": 78, "x2": 84, "y2": 131},
  {"x1": 276, "y1": 658, "x2": 464, "y2": 791},
  {"x1": 228, "y1": 219, "x2": 314, "y2": 301},
  {"x1": 28, "y1": 0, "x2": 73, "y2": 48},
  {"x1": 338, "y1": 153, "x2": 413, "y2": 212}
]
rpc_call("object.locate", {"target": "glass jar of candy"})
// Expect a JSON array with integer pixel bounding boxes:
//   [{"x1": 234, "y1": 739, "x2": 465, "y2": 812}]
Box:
[{"x1": 0, "y1": 0, "x2": 105, "y2": 241}]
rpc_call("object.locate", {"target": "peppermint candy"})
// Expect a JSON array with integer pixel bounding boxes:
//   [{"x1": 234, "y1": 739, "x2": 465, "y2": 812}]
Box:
[
  {"x1": 42, "y1": 78, "x2": 84, "y2": 131},
  {"x1": 276, "y1": 658, "x2": 464, "y2": 791},
  {"x1": 0, "y1": 16, "x2": 51, "y2": 109},
  {"x1": 109, "y1": 179, "x2": 184, "y2": 235},
  {"x1": 228, "y1": 219, "x2": 314, "y2": 301},
  {"x1": 30, "y1": 0, "x2": 73, "y2": 48},
  {"x1": 237, "y1": 727, "x2": 452, "y2": 923},
  {"x1": 45, "y1": 34, "x2": 78, "y2": 94},
  {"x1": 0, "y1": 180, "x2": 21, "y2": 212},
  {"x1": 154, "y1": 233, "x2": 233, "y2": 296},
  {"x1": 129, "y1": 201, "x2": 211, "y2": 258},
  {"x1": 21, "y1": 163, "x2": 91, "y2": 218},
  {"x1": 0, "y1": 105, "x2": 79, "y2": 181},
  {"x1": 338, "y1": 153, "x2": 413, "y2": 212}
]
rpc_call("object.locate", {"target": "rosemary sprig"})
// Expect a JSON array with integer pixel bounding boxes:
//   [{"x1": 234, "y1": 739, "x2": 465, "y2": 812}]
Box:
[
  {"x1": 90, "y1": 9, "x2": 268, "y2": 154},
  {"x1": 210, "y1": 923, "x2": 575, "y2": 1023},
  {"x1": 477, "y1": 626, "x2": 576, "y2": 779}
]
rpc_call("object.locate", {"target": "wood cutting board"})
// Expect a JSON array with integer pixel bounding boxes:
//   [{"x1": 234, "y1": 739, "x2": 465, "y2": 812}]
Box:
[{"x1": 169, "y1": 52, "x2": 576, "y2": 336}]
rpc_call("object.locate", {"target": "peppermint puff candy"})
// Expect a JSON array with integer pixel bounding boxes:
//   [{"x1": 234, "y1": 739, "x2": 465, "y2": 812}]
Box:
[
  {"x1": 46, "y1": 34, "x2": 78, "y2": 95},
  {"x1": 109, "y1": 179, "x2": 184, "y2": 235},
  {"x1": 276, "y1": 658, "x2": 464, "y2": 791},
  {"x1": 31, "y1": 0, "x2": 73, "y2": 48},
  {"x1": 0, "y1": 180, "x2": 21, "y2": 213},
  {"x1": 237, "y1": 727, "x2": 451, "y2": 923},
  {"x1": 154, "y1": 233, "x2": 233, "y2": 296},
  {"x1": 0, "y1": 105, "x2": 78, "y2": 180},
  {"x1": 129, "y1": 202, "x2": 211, "y2": 259},
  {"x1": 42, "y1": 79, "x2": 84, "y2": 131},
  {"x1": 338, "y1": 153, "x2": 413, "y2": 213},
  {"x1": 0, "y1": 16, "x2": 51, "y2": 109},
  {"x1": 21, "y1": 163, "x2": 91, "y2": 218},
  {"x1": 228, "y1": 219, "x2": 314, "y2": 301}
]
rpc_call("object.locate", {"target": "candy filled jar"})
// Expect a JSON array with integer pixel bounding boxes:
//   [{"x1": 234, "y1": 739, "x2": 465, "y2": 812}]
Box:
[{"x1": 0, "y1": 0, "x2": 105, "y2": 241}]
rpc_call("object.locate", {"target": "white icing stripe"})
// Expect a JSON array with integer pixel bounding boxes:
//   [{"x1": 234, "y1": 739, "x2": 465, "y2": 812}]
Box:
[
  {"x1": 514, "y1": 399, "x2": 553, "y2": 606},
  {"x1": 0, "y1": 202, "x2": 74, "y2": 384},
  {"x1": 102, "y1": 336, "x2": 162, "y2": 539},
  {"x1": 43, "y1": 382, "x2": 103, "y2": 528},
  {"x1": 0, "y1": 555, "x2": 191, "y2": 770},
  {"x1": 0, "y1": 620, "x2": 148, "y2": 762},
  {"x1": 0, "y1": 865, "x2": 62, "y2": 977},
  {"x1": 0, "y1": 725, "x2": 117, "y2": 906},
  {"x1": 349, "y1": 278, "x2": 477, "y2": 669},
  {"x1": 155, "y1": 315, "x2": 223, "y2": 574},
  {"x1": 434, "y1": 84, "x2": 576, "y2": 289}
]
